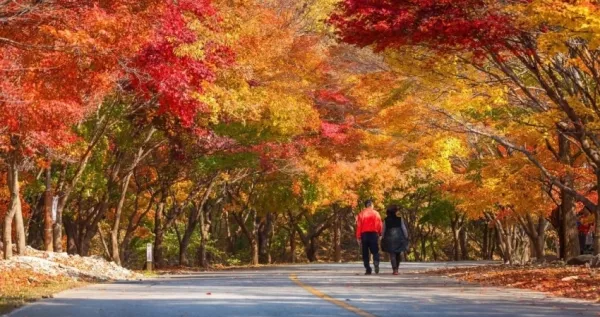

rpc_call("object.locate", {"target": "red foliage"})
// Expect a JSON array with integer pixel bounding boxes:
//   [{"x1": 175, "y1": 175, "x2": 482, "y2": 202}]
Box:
[
  {"x1": 315, "y1": 89, "x2": 351, "y2": 105},
  {"x1": 329, "y1": 0, "x2": 523, "y2": 54},
  {"x1": 252, "y1": 142, "x2": 304, "y2": 172},
  {"x1": 320, "y1": 121, "x2": 350, "y2": 144},
  {"x1": 130, "y1": 0, "x2": 234, "y2": 127},
  {"x1": 0, "y1": 0, "x2": 159, "y2": 157}
]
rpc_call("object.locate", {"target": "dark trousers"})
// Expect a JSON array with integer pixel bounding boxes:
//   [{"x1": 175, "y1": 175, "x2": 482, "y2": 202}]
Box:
[
  {"x1": 389, "y1": 252, "x2": 401, "y2": 270},
  {"x1": 361, "y1": 232, "x2": 380, "y2": 272}
]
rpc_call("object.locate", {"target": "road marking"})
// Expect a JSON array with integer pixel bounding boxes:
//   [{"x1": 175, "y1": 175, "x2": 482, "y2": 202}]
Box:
[{"x1": 289, "y1": 274, "x2": 377, "y2": 317}]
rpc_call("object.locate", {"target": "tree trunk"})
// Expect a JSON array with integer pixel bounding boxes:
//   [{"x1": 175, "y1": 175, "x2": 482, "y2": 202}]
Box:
[
  {"x1": 251, "y1": 211, "x2": 259, "y2": 265},
  {"x1": 560, "y1": 185, "x2": 580, "y2": 260},
  {"x1": 64, "y1": 215, "x2": 79, "y2": 255},
  {"x1": 250, "y1": 238, "x2": 259, "y2": 265},
  {"x1": 593, "y1": 208, "x2": 600, "y2": 255},
  {"x1": 224, "y1": 211, "x2": 235, "y2": 254},
  {"x1": 26, "y1": 194, "x2": 45, "y2": 250},
  {"x1": 154, "y1": 200, "x2": 166, "y2": 268},
  {"x1": 3, "y1": 161, "x2": 23, "y2": 259},
  {"x1": 452, "y1": 229, "x2": 460, "y2": 261},
  {"x1": 52, "y1": 205, "x2": 63, "y2": 252},
  {"x1": 594, "y1": 172, "x2": 600, "y2": 256},
  {"x1": 520, "y1": 214, "x2": 547, "y2": 260},
  {"x1": 490, "y1": 227, "x2": 497, "y2": 259},
  {"x1": 495, "y1": 221, "x2": 513, "y2": 264},
  {"x1": 258, "y1": 213, "x2": 274, "y2": 264},
  {"x1": 460, "y1": 225, "x2": 469, "y2": 260},
  {"x1": 43, "y1": 167, "x2": 54, "y2": 252},
  {"x1": 430, "y1": 232, "x2": 438, "y2": 261},
  {"x1": 333, "y1": 208, "x2": 342, "y2": 263},
  {"x1": 557, "y1": 133, "x2": 580, "y2": 260},
  {"x1": 79, "y1": 200, "x2": 107, "y2": 257},
  {"x1": 306, "y1": 237, "x2": 318, "y2": 262},
  {"x1": 179, "y1": 212, "x2": 198, "y2": 266},
  {"x1": 482, "y1": 223, "x2": 489, "y2": 260},
  {"x1": 110, "y1": 172, "x2": 133, "y2": 265},
  {"x1": 450, "y1": 214, "x2": 462, "y2": 261},
  {"x1": 289, "y1": 228, "x2": 296, "y2": 263},
  {"x1": 233, "y1": 210, "x2": 259, "y2": 265},
  {"x1": 198, "y1": 205, "x2": 209, "y2": 269}
]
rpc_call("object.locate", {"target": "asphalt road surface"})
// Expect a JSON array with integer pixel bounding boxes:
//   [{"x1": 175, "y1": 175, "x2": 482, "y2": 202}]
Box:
[{"x1": 7, "y1": 262, "x2": 600, "y2": 317}]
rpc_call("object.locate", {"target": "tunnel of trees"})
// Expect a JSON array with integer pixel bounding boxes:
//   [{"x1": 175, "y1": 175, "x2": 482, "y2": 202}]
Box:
[{"x1": 1, "y1": 0, "x2": 599, "y2": 268}]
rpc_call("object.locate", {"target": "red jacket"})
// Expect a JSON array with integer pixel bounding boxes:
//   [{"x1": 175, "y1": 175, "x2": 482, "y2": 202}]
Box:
[{"x1": 356, "y1": 207, "x2": 382, "y2": 238}]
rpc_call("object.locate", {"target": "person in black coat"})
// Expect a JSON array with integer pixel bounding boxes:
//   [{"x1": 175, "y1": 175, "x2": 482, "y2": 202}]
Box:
[{"x1": 381, "y1": 205, "x2": 409, "y2": 275}]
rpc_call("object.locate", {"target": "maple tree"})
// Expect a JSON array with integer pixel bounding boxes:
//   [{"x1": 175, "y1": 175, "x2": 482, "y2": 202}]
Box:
[
  {"x1": 331, "y1": 0, "x2": 600, "y2": 258},
  {"x1": 0, "y1": 0, "x2": 161, "y2": 259}
]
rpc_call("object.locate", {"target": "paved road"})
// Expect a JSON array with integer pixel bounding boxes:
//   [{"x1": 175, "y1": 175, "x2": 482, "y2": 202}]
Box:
[{"x1": 7, "y1": 262, "x2": 600, "y2": 317}]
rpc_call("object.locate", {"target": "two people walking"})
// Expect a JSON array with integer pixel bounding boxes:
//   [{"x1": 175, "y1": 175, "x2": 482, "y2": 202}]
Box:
[{"x1": 356, "y1": 200, "x2": 409, "y2": 275}]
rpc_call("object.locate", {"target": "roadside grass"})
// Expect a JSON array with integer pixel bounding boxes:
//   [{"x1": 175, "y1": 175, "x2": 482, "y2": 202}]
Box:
[
  {"x1": 0, "y1": 267, "x2": 92, "y2": 315},
  {"x1": 429, "y1": 265, "x2": 600, "y2": 302}
]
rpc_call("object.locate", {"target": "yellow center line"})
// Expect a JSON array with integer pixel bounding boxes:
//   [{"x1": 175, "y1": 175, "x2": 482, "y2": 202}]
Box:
[{"x1": 289, "y1": 274, "x2": 377, "y2": 317}]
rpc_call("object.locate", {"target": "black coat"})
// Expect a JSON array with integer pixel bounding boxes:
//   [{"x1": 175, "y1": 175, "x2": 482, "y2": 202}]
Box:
[{"x1": 382, "y1": 217, "x2": 409, "y2": 253}]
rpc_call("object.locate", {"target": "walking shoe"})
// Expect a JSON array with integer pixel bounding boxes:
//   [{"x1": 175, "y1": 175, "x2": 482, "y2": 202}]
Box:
[
  {"x1": 365, "y1": 269, "x2": 372, "y2": 275},
  {"x1": 393, "y1": 270, "x2": 399, "y2": 275},
  {"x1": 374, "y1": 265, "x2": 379, "y2": 274}
]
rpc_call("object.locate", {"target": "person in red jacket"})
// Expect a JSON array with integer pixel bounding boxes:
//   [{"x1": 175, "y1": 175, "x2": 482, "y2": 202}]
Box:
[{"x1": 356, "y1": 200, "x2": 382, "y2": 275}]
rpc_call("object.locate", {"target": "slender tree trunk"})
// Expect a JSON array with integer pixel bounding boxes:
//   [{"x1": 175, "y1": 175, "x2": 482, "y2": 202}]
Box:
[
  {"x1": 198, "y1": 206, "x2": 209, "y2": 269},
  {"x1": 490, "y1": 228, "x2": 497, "y2": 259},
  {"x1": 289, "y1": 228, "x2": 296, "y2": 263},
  {"x1": 251, "y1": 211, "x2": 259, "y2": 265},
  {"x1": 52, "y1": 206, "x2": 63, "y2": 252},
  {"x1": 450, "y1": 215, "x2": 461, "y2": 261},
  {"x1": 43, "y1": 167, "x2": 54, "y2": 252},
  {"x1": 154, "y1": 200, "x2": 166, "y2": 268},
  {"x1": 3, "y1": 161, "x2": 22, "y2": 259},
  {"x1": 179, "y1": 215, "x2": 198, "y2": 266},
  {"x1": 482, "y1": 223, "x2": 489, "y2": 259},
  {"x1": 452, "y1": 230, "x2": 460, "y2": 261},
  {"x1": 224, "y1": 211, "x2": 235, "y2": 254},
  {"x1": 593, "y1": 209, "x2": 600, "y2": 256},
  {"x1": 460, "y1": 225, "x2": 469, "y2": 260},
  {"x1": 430, "y1": 232, "x2": 438, "y2": 261},
  {"x1": 97, "y1": 223, "x2": 111, "y2": 259},
  {"x1": 258, "y1": 213, "x2": 274, "y2": 264},
  {"x1": 333, "y1": 208, "x2": 342, "y2": 263},
  {"x1": 110, "y1": 172, "x2": 133, "y2": 265}
]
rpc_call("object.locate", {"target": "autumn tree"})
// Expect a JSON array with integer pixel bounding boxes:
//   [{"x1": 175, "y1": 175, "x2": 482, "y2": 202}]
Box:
[
  {"x1": 331, "y1": 0, "x2": 600, "y2": 258},
  {"x1": 0, "y1": 0, "x2": 161, "y2": 259}
]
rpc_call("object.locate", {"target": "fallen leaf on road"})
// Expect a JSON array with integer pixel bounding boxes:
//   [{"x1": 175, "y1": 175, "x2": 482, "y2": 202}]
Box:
[{"x1": 428, "y1": 265, "x2": 600, "y2": 302}]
